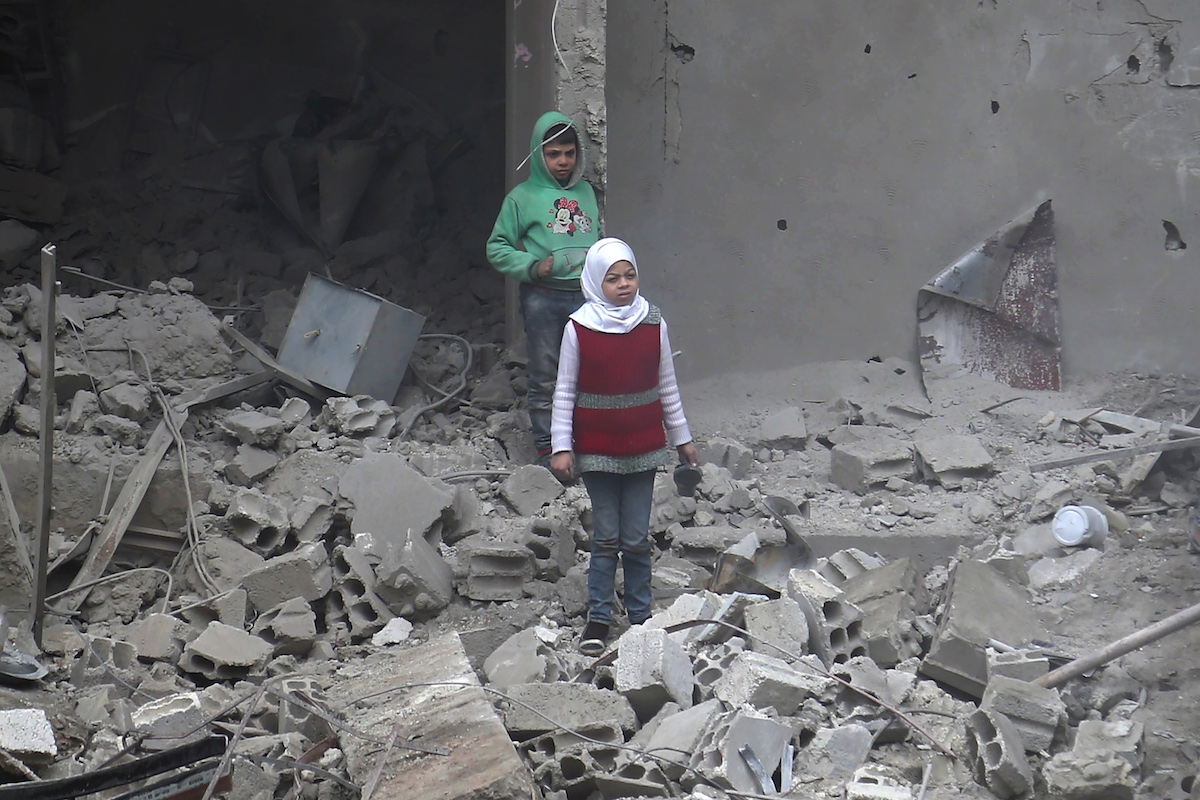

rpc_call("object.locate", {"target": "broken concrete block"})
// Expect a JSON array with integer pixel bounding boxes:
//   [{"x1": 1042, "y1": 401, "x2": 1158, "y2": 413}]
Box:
[
  {"x1": 225, "y1": 488, "x2": 290, "y2": 555},
  {"x1": 966, "y1": 707, "x2": 1034, "y2": 799},
  {"x1": 845, "y1": 768, "x2": 915, "y2": 800},
  {"x1": 460, "y1": 539, "x2": 534, "y2": 602},
  {"x1": 0, "y1": 342, "x2": 23, "y2": 426},
  {"x1": 329, "y1": 544, "x2": 394, "y2": 640},
  {"x1": 919, "y1": 560, "x2": 1048, "y2": 697},
  {"x1": 222, "y1": 409, "x2": 285, "y2": 446},
  {"x1": 252, "y1": 596, "x2": 317, "y2": 656},
  {"x1": 502, "y1": 683, "x2": 638, "y2": 740},
  {"x1": 128, "y1": 613, "x2": 190, "y2": 663},
  {"x1": 484, "y1": 627, "x2": 562, "y2": 689},
  {"x1": 800, "y1": 724, "x2": 875, "y2": 784},
  {"x1": 279, "y1": 396, "x2": 312, "y2": 428},
  {"x1": 321, "y1": 395, "x2": 396, "y2": 436},
  {"x1": 713, "y1": 650, "x2": 824, "y2": 715},
  {"x1": 291, "y1": 495, "x2": 334, "y2": 542},
  {"x1": 469, "y1": 368, "x2": 518, "y2": 409},
  {"x1": 65, "y1": 388, "x2": 98, "y2": 433},
  {"x1": 132, "y1": 692, "x2": 205, "y2": 750},
  {"x1": 786, "y1": 569, "x2": 867, "y2": 667},
  {"x1": 615, "y1": 626, "x2": 695, "y2": 721},
  {"x1": 370, "y1": 531, "x2": 454, "y2": 618},
  {"x1": 700, "y1": 437, "x2": 755, "y2": 479},
  {"x1": 818, "y1": 548, "x2": 885, "y2": 586},
  {"x1": 981, "y1": 676, "x2": 1065, "y2": 752},
  {"x1": 500, "y1": 465, "x2": 565, "y2": 516},
  {"x1": 99, "y1": 382, "x2": 151, "y2": 422},
  {"x1": 841, "y1": 558, "x2": 923, "y2": 668},
  {"x1": 179, "y1": 621, "x2": 273, "y2": 680},
  {"x1": 340, "y1": 453, "x2": 455, "y2": 542},
  {"x1": 691, "y1": 711, "x2": 792, "y2": 794},
  {"x1": 1028, "y1": 548, "x2": 1104, "y2": 591},
  {"x1": 756, "y1": 406, "x2": 807, "y2": 450},
  {"x1": 646, "y1": 592, "x2": 723, "y2": 647},
  {"x1": 0, "y1": 708, "x2": 57, "y2": 763},
  {"x1": 986, "y1": 647, "x2": 1049, "y2": 683},
  {"x1": 912, "y1": 432, "x2": 993, "y2": 488},
  {"x1": 645, "y1": 699, "x2": 724, "y2": 781},
  {"x1": 370, "y1": 617, "x2": 413, "y2": 646},
  {"x1": 70, "y1": 636, "x2": 138, "y2": 689},
  {"x1": 830, "y1": 435, "x2": 914, "y2": 494},
  {"x1": 1074, "y1": 719, "x2": 1143, "y2": 770},
  {"x1": 1043, "y1": 749, "x2": 1136, "y2": 800},
  {"x1": 225, "y1": 444, "x2": 280, "y2": 487},
  {"x1": 525, "y1": 518, "x2": 575, "y2": 582},
  {"x1": 1028, "y1": 479, "x2": 1073, "y2": 522},
  {"x1": 743, "y1": 597, "x2": 809, "y2": 662},
  {"x1": 94, "y1": 413, "x2": 142, "y2": 444},
  {"x1": 692, "y1": 639, "x2": 747, "y2": 702},
  {"x1": 241, "y1": 542, "x2": 331, "y2": 614}
]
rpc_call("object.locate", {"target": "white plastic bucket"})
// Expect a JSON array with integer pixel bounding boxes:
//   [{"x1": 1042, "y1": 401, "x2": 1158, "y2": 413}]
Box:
[{"x1": 1051, "y1": 505, "x2": 1109, "y2": 547}]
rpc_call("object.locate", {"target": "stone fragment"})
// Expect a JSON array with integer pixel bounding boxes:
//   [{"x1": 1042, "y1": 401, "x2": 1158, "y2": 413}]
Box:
[
  {"x1": 291, "y1": 496, "x2": 334, "y2": 542},
  {"x1": 252, "y1": 597, "x2": 317, "y2": 655},
  {"x1": 99, "y1": 382, "x2": 152, "y2": 422},
  {"x1": 966, "y1": 707, "x2": 1034, "y2": 799},
  {"x1": 755, "y1": 407, "x2": 807, "y2": 450},
  {"x1": 1028, "y1": 479, "x2": 1073, "y2": 521},
  {"x1": 131, "y1": 692, "x2": 205, "y2": 750},
  {"x1": 179, "y1": 622, "x2": 273, "y2": 680},
  {"x1": 370, "y1": 617, "x2": 413, "y2": 646},
  {"x1": 1074, "y1": 719, "x2": 1143, "y2": 769},
  {"x1": 645, "y1": 592, "x2": 723, "y2": 646},
  {"x1": 279, "y1": 396, "x2": 312, "y2": 428},
  {"x1": 128, "y1": 613, "x2": 190, "y2": 663},
  {"x1": 645, "y1": 700, "x2": 724, "y2": 781},
  {"x1": 500, "y1": 465, "x2": 565, "y2": 516},
  {"x1": 1043, "y1": 750, "x2": 1136, "y2": 800},
  {"x1": 484, "y1": 628, "x2": 562, "y2": 689},
  {"x1": 800, "y1": 724, "x2": 874, "y2": 783},
  {"x1": 0, "y1": 708, "x2": 57, "y2": 763},
  {"x1": 830, "y1": 434, "x2": 914, "y2": 494},
  {"x1": 241, "y1": 542, "x2": 331, "y2": 614},
  {"x1": 912, "y1": 433, "x2": 993, "y2": 488},
  {"x1": 225, "y1": 444, "x2": 280, "y2": 487},
  {"x1": 980, "y1": 675, "x2": 1065, "y2": 752},
  {"x1": 743, "y1": 597, "x2": 809, "y2": 662},
  {"x1": 502, "y1": 683, "x2": 638, "y2": 740},
  {"x1": 340, "y1": 453, "x2": 455, "y2": 541},
  {"x1": 919, "y1": 560, "x2": 1048, "y2": 697},
  {"x1": 615, "y1": 626, "x2": 694, "y2": 721},
  {"x1": 321, "y1": 395, "x2": 395, "y2": 436},
  {"x1": 1028, "y1": 548, "x2": 1103, "y2": 591},
  {"x1": 700, "y1": 437, "x2": 755, "y2": 479},
  {"x1": 94, "y1": 413, "x2": 142, "y2": 444},
  {"x1": 66, "y1": 389, "x2": 99, "y2": 433},
  {"x1": 225, "y1": 488, "x2": 290, "y2": 555},
  {"x1": 221, "y1": 409, "x2": 285, "y2": 446},
  {"x1": 713, "y1": 651, "x2": 823, "y2": 715}
]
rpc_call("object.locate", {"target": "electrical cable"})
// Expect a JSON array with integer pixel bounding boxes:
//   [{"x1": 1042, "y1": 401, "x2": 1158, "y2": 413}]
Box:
[{"x1": 396, "y1": 333, "x2": 473, "y2": 440}]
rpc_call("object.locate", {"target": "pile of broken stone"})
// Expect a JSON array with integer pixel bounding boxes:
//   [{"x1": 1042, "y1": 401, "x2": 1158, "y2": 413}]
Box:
[{"x1": 0, "y1": 283, "x2": 1168, "y2": 800}]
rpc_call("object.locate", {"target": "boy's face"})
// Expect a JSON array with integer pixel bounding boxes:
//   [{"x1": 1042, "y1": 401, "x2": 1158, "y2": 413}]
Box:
[
  {"x1": 602, "y1": 261, "x2": 639, "y2": 306},
  {"x1": 543, "y1": 141, "x2": 577, "y2": 182}
]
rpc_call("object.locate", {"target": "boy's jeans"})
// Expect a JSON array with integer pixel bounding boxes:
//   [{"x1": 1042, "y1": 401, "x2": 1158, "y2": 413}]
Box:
[
  {"x1": 519, "y1": 283, "x2": 584, "y2": 455},
  {"x1": 582, "y1": 469, "x2": 656, "y2": 625}
]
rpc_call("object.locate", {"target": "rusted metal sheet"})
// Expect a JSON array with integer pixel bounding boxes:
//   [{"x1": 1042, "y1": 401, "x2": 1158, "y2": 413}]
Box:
[{"x1": 917, "y1": 199, "x2": 1062, "y2": 391}]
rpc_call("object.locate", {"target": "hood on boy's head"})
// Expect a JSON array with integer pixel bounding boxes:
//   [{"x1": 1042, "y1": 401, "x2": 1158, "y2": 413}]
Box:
[{"x1": 529, "y1": 111, "x2": 585, "y2": 189}]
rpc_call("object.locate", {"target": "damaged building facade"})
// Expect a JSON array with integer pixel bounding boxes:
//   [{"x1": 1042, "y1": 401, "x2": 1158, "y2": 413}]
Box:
[{"x1": 0, "y1": 2, "x2": 1199, "y2": 800}]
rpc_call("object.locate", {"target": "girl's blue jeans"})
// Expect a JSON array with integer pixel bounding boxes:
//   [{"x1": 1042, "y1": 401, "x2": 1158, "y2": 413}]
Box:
[{"x1": 582, "y1": 469, "x2": 657, "y2": 625}]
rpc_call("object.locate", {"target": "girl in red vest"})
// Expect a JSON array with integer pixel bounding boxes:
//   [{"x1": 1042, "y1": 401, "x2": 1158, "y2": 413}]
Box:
[{"x1": 549, "y1": 237, "x2": 700, "y2": 655}]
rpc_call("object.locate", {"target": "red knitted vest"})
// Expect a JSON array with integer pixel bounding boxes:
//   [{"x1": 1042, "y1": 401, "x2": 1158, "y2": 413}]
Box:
[{"x1": 571, "y1": 318, "x2": 667, "y2": 458}]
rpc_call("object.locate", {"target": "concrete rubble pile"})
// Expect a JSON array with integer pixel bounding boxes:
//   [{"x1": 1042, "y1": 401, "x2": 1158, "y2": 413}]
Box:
[{"x1": 0, "y1": 304, "x2": 1183, "y2": 799}]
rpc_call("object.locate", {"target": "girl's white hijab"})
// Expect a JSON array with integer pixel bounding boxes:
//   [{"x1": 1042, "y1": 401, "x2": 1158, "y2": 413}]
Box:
[{"x1": 570, "y1": 237, "x2": 650, "y2": 334}]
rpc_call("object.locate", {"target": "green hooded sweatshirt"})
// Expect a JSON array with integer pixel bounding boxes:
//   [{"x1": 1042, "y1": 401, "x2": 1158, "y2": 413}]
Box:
[{"x1": 486, "y1": 111, "x2": 601, "y2": 290}]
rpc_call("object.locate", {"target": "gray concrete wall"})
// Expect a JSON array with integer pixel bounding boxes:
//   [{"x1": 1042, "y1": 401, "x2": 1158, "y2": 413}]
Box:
[{"x1": 607, "y1": 0, "x2": 1200, "y2": 382}]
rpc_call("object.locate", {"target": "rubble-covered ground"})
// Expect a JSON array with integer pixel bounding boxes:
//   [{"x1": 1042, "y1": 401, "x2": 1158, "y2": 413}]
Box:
[{"x1": 0, "y1": 282, "x2": 1198, "y2": 800}]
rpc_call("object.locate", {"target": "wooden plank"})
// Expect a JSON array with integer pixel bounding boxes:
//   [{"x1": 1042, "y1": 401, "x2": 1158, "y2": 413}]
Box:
[
  {"x1": 54, "y1": 371, "x2": 273, "y2": 614},
  {"x1": 1029, "y1": 435, "x2": 1200, "y2": 473},
  {"x1": 220, "y1": 317, "x2": 330, "y2": 400}
]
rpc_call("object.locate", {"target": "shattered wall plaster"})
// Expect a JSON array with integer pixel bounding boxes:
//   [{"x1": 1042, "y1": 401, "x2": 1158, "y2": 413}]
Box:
[
  {"x1": 552, "y1": 0, "x2": 607, "y2": 199},
  {"x1": 607, "y1": 0, "x2": 1200, "y2": 381}
]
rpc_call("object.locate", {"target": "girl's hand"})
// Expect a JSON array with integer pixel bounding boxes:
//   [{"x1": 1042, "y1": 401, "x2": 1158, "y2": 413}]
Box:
[
  {"x1": 550, "y1": 451, "x2": 576, "y2": 481},
  {"x1": 677, "y1": 443, "x2": 700, "y2": 466}
]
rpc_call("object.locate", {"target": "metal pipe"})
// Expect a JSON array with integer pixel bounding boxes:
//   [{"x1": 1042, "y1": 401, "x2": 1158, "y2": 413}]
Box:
[
  {"x1": 1035, "y1": 599, "x2": 1200, "y2": 689},
  {"x1": 32, "y1": 243, "x2": 56, "y2": 648}
]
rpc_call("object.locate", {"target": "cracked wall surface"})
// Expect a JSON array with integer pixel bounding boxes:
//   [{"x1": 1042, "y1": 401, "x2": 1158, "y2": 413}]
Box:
[
  {"x1": 607, "y1": 0, "x2": 1200, "y2": 381},
  {"x1": 553, "y1": 0, "x2": 607, "y2": 198}
]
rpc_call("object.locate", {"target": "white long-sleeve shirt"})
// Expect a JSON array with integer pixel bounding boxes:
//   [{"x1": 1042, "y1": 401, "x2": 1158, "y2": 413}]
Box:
[{"x1": 551, "y1": 317, "x2": 693, "y2": 455}]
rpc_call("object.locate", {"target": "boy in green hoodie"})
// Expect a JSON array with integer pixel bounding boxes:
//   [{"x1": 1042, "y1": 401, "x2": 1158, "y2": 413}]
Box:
[{"x1": 487, "y1": 112, "x2": 602, "y2": 463}]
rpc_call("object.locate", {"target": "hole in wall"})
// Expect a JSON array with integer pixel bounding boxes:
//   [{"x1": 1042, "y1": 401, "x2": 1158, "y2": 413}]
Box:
[
  {"x1": 991, "y1": 100, "x2": 1000, "y2": 114},
  {"x1": 777, "y1": 219, "x2": 788, "y2": 231},
  {"x1": 1127, "y1": 54, "x2": 1140, "y2": 74},
  {"x1": 864, "y1": 44, "x2": 871, "y2": 54},
  {"x1": 1164, "y1": 220, "x2": 1187, "y2": 251},
  {"x1": 668, "y1": 34, "x2": 695, "y2": 63},
  {"x1": 1158, "y1": 39, "x2": 1174, "y2": 72},
  {"x1": 907, "y1": 73, "x2": 917, "y2": 79}
]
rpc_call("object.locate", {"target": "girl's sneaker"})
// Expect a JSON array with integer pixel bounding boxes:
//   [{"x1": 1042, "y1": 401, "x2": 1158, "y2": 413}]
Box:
[{"x1": 579, "y1": 621, "x2": 609, "y2": 656}]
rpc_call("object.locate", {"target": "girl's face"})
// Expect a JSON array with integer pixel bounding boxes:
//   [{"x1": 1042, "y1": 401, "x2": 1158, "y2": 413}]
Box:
[{"x1": 601, "y1": 261, "x2": 639, "y2": 306}]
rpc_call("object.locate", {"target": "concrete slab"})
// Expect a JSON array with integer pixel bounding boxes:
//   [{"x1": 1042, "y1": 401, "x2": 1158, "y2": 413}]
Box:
[
  {"x1": 241, "y1": 542, "x2": 332, "y2": 614},
  {"x1": 912, "y1": 432, "x2": 993, "y2": 488},
  {"x1": 340, "y1": 452, "x2": 455, "y2": 542},
  {"x1": 0, "y1": 708, "x2": 57, "y2": 763},
  {"x1": 615, "y1": 626, "x2": 694, "y2": 721},
  {"x1": 502, "y1": 682, "x2": 639, "y2": 740},
  {"x1": 499, "y1": 465, "x2": 565, "y2": 516},
  {"x1": 327, "y1": 633, "x2": 535, "y2": 800}
]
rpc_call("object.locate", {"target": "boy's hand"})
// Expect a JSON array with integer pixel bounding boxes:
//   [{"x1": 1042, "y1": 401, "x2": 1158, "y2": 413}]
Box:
[
  {"x1": 677, "y1": 443, "x2": 700, "y2": 466},
  {"x1": 536, "y1": 255, "x2": 555, "y2": 279},
  {"x1": 550, "y1": 451, "x2": 576, "y2": 481}
]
